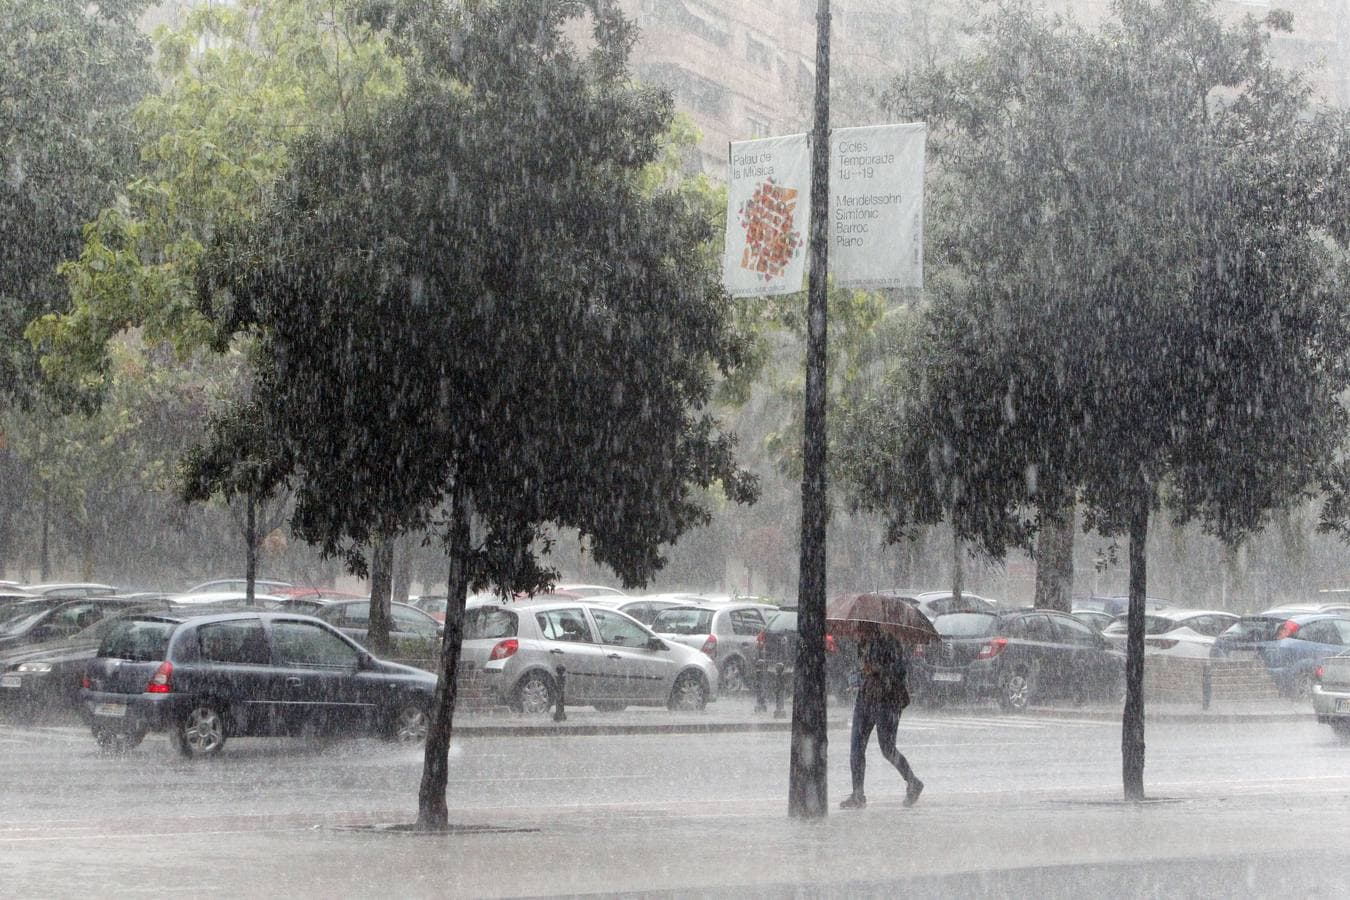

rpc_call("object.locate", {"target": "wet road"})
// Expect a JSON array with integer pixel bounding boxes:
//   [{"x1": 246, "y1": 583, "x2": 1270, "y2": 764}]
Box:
[{"x1": 4, "y1": 711, "x2": 1349, "y2": 896}]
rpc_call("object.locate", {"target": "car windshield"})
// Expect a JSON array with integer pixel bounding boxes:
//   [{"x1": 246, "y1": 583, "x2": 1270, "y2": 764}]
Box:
[
  {"x1": 934, "y1": 612, "x2": 998, "y2": 637},
  {"x1": 767, "y1": 611, "x2": 798, "y2": 632},
  {"x1": 1102, "y1": 615, "x2": 1177, "y2": 635},
  {"x1": 465, "y1": 607, "x2": 517, "y2": 639},
  {"x1": 651, "y1": 608, "x2": 714, "y2": 635},
  {"x1": 1221, "y1": 617, "x2": 1285, "y2": 642},
  {"x1": 98, "y1": 619, "x2": 175, "y2": 661},
  {"x1": 0, "y1": 608, "x2": 50, "y2": 636}
]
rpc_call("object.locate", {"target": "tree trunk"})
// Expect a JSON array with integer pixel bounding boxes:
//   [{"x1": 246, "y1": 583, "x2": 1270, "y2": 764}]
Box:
[
  {"x1": 245, "y1": 490, "x2": 257, "y2": 605},
  {"x1": 789, "y1": 0, "x2": 832, "y2": 821},
  {"x1": 951, "y1": 531, "x2": 964, "y2": 602},
  {"x1": 1034, "y1": 497, "x2": 1076, "y2": 612},
  {"x1": 1122, "y1": 489, "x2": 1149, "y2": 801},
  {"x1": 392, "y1": 534, "x2": 413, "y2": 604},
  {"x1": 418, "y1": 485, "x2": 471, "y2": 830},
  {"x1": 367, "y1": 535, "x2": 394, "y2": 657},
  {"x1": 40, "y1": 489, "x2": 50, "y2": 582}
]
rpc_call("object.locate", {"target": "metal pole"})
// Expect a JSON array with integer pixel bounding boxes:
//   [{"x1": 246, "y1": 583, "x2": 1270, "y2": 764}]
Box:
[{"x1": 789, "y1": 0, "x2": 832, "y2": 820}]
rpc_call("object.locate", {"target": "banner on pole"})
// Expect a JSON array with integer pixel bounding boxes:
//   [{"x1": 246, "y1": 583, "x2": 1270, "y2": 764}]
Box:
[
  {"x1": 722, "y1": 133, "x2": 811, "y2": 298},
  {"x1": 830, "y1": 123, "x2": 926, "y2": 289}
]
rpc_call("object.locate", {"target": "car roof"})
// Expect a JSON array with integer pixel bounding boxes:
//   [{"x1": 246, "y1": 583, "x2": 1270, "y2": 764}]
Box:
[{"x1": 167, "y1": 591, "x2": 286, "y2": 605}]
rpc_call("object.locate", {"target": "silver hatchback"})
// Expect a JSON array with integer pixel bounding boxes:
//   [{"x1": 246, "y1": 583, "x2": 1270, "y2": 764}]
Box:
[{"x1": 457, "y1": 600, "x2": 718, "y2": 715}]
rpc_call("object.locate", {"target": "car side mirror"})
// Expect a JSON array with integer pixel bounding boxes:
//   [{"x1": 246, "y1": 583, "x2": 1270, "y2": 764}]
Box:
[{"x1": 647, "y1": 637, "x2": 668, "y2": 651}]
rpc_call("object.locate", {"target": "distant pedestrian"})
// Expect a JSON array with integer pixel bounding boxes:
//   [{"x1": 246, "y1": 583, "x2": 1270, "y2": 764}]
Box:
[{"x1": 840, "y1": 622, "x2": 923, "y2": 810}]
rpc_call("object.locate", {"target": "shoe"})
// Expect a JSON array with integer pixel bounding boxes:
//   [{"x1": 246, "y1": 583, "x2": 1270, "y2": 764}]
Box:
[
  {"x1": 839, "y1": 793, "x2": 866, "y2": 810},
  {"x1": 904, "y1": 779, "x2": 924, "y2": 808}
]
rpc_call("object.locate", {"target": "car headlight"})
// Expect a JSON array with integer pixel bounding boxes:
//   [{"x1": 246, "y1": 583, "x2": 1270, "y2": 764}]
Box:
[{"x1": 16, "y1": 662, "x2": 53, "y2": 674}]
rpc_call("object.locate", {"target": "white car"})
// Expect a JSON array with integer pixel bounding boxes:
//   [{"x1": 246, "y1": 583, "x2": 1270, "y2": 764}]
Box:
[
  {"x1": 167, "y1": 591, "x2": 287, "y2": 608},
  {"x1": 457, "y1": 599, "x2": 717, "y2": 714},
  {"x1": 1101, "y1": 609, "x2": 1239, "y2": 658}
]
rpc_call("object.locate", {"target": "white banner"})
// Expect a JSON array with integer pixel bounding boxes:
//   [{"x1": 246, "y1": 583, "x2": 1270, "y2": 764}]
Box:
[
  {"x1": 723, "y1": 133, "x2": 811, "y2": 298},
  {"x1": 830, "y1": 123, "x2": 926, "y2": 289}
]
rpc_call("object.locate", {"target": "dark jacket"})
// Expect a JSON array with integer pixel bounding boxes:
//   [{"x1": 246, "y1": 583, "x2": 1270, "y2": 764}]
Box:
[{"x1": 858, "y1": 635, "x2": 908, "y2": 706}]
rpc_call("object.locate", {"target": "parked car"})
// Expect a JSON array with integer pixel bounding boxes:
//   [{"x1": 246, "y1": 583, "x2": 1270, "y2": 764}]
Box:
[
  {"x1": 1312, "y1": 650, "x2": 1350, "y2": 740},
  {"x1": 167, "y1": 591, "x2": 286, "y2": 608},
  {"x1": 0, "y1": 596, "x2": 162, "y2": 654},
  {"x1": 1100, "y1": 609, "x2": 1239, "y2": 658},
  {"x1": 1070, "y1": 609, "x2": 1116, "y2": 633},
  {"x1": 1211, "y1": 613, "x2": 1350, "y2": 701},
  {"x1": 314, "y1": 600, "x2": 441, "y2": 671},
  {"x1": 911, "y1": 609, "x2": 1124, "y2": 711},
  {"x1": 81, "y1": 610, "x2": 437, "y2": 755},
  {"x1": 0, "y1": 601, "x2": 174, "y2": 722},
  {"x1": 874, "y1": 589, "x2": 999, "y2": 622},
  {"x1": 556, "y1": 584, "x2": 627, "y2": 598},
  {"x1": 1072, "y1": 595, "x2": 1171, "y2": 617},
  {"x1": 183, "y1": 578, "x2": 293, "y2": 594},
  {"x1": 755, "y1": 606, "x2": 854, "y2": 701},
  {"x1": 588, "y1": 595, "x2": 703, "y2": 627},
  {"x1": 457, "y1": 600, "x2": 717, "y2": 714},
  {"x1": 24, "y1": 582, "x2": 119, "y2": 598},
  {"x1": 649, "y1": 603, "x2": 776, "y2": 693}
]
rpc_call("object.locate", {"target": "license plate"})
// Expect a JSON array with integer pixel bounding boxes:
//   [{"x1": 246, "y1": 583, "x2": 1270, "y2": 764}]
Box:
[
  {"x1": 932, "y1": 671, "x2": 964, "y2": 683},
  {"x1": 93, "y1": 701, "x2": 126, "y2": 718},
  {"x1": 1337, "y1": 699, "x2": 1350, "y2": 713},
  {"x1": 0, "y1": 674, "x2": 19, "y2": 688}
]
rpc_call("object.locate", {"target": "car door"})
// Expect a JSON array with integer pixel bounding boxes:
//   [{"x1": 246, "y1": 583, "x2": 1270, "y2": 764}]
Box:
[
  {"x1": 725, "y1": 607, "x2": 767, "y2": 673},
  {"x1": 389, "y1": 605, "x2": 440, "y2": 669},
  {"x1": 532, "y1": 608, "x2": 608, "y2": 704},
  {"x1": 265, "y1": 619, "x2": 370, "y2": 735},
  {"x1": 1051, "y1": 614, "x2": 1112, "y2": 698},
  {"x1": 194, "y1": 618, "x2": 274, "y2": 735},
  {"x1": 1007, "y1": 614, "x2": 1058, "y2": 697},
  {"x1": 588, "y1": 607, "x2": 673, "y2": 703}
]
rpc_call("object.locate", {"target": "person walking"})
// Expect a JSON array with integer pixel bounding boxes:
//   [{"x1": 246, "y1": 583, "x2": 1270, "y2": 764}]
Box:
[{"x1": 840, "y1": 621, "x2": 923, "y2": 810}]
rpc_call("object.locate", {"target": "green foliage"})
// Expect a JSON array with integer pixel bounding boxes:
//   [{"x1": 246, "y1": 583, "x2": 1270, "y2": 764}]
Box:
[
  {"x1": 192, "y1": 0, "x2": 756, "y2": 592},
  {"x1": 27, "y1": 0, "x2": 405, "y2": 389},
  {"x1": 843, "y1": 0, "x2": 1350, "y2": 556},
  {"x1": 0, "y1": 0, "x2": 152, "y2": 408}
]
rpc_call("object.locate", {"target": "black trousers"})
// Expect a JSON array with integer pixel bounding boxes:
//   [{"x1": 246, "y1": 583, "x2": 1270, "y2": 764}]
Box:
[{"x1": 849, "y1": 692, "x2": 917, "y2": 796}]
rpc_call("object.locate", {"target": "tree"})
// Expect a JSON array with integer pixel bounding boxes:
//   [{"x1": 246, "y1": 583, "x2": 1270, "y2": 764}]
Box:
[
  {"x1": 842, "y1": 0, "x2": 1350, "y2": 800},
  {"x1": 193, "y1": 0, "x2": 756, "y2": 828}
]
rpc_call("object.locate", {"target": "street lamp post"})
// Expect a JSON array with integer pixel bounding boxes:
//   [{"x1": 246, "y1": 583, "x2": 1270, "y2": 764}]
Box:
[{"x1": 788, "y1": 0, "x2": 832, "y2": 819}]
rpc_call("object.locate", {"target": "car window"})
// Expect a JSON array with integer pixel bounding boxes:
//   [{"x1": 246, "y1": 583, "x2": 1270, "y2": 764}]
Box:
[
  {"x1": 650, "y1": 608, "x2": 714, "y2": 635},
  {"x1": 270, "y1": 621, "x2": 361, "y2": 667},
  {"x1": 1141, "y1": 615, "x2": 1177, "y2": 635},
  {"x1": 99, "y1": 619, "x2": 175, "y2": 661},
  {"x1": 391, "y1": 605, "x2": 436, "y2": 635},
  {"x1": 935, "y1": 613, "x2": 997, "y2": 637},
  {"x1": 589, "y1": 608, "x2": 651, "y2": 647},
  {"x1": 1298, "y1": 620, "x2": 1342, "y2": 645},
  {"x1": 198, "y1": 620, "x2": 270, "y2": 665},
  {"x1": 1222, "y1": 617, "x2": 1283, "y2": 642},
  {"x1": 1009, "y1": 614, "x2": 1055, "y2": 641},
  {"x1": 1052, "y1": 615, "x2": 1099, "y2": 647},
  {"x1": 466, "y1": 607, "x2": 517, "y2": 639},
  {"x1": 767, "y1": 611, "x2": 798, "y2": 633},
  {"x1": 729, "y1": 608, "x2": 766, "y2": 636},
  {"x1": 535, "y1": 608, "x2": 594, "y2": 643},
  {"x1": 328, "y1": 603, "x2": 367, "y2": 626}
]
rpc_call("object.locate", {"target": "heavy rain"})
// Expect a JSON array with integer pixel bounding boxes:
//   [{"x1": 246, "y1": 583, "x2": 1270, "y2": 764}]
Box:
[{"x1": 3, "y1": 0, "x2": 1350, "y2": 895}]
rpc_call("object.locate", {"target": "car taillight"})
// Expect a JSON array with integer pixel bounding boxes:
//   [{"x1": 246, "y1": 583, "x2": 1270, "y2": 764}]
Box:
[
  {"x1": 700, "y1": 634, "x2": 718, "y2": 658},
  {"x1": 145, "y1": 661, "x2": 173, "y2": 694},
  {"x1": 825, "y1": 634, "x2": 837, "y2": 654},
  {"x1": 756, "y1": 631, "x2": 766, "y2": 648},
  {"x1": 1275, "y1": 620, "x2": 1301, "y2": 640},
  {"x1": 81, "y1": 675, "x2": 91, "y2": 690},
  {"x1": 976, "y1": 637, "x2": 1008, "y2": 660},
  {"x1": 1146, "y1": 638, "x2": 1179, "y2": 650},
  {"x1": 1315, "y1": 665, "x2": 1324, "y2": 683},
  {"x1": 488, "y1": 639, "x2": 518, "y2": 661}
]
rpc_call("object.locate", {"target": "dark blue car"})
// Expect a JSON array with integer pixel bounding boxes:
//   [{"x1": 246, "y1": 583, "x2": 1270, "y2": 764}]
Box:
[
  {"x1": 81, "y1": 611, "x2": 437, "y2": 755},
  {"x1": 1210, "y1": 612, "x2": 1350, "y2": 701}
]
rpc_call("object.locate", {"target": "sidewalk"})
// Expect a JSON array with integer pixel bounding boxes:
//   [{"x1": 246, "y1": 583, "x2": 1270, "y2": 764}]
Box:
[{"x1": 450, "y1": 693, "x2": 1311, "y2": 737}]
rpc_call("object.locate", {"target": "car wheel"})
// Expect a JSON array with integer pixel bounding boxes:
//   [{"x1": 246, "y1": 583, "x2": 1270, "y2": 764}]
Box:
[
  {"x1": 669, "y1": 671, "x2": 708, "y2": 712},
  {"x1": 387, "y1": 702, "x2": 430, "y2": 744},
  {"x1": 93, "y1": 727, "x2": 145, "y2": 755},
  {"x1": 1330, "y1": 720, "x2": 1350, "y2": 742},
  {"x1": 721, "y1": 657, "x2": 747, "y2": 694},
  {"x1": 174, "y1": 702, "x2": 227, "y2": 758},
  {"x1": 509, "y1": 672, "x2": 555, "y2": 716},
  {"x1": 999, "y1": 669, "x2": 1032, "y2": 713},
  {"x1": 1293, "y1": 672, "x2": 1315, "y2": 704}
]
